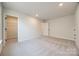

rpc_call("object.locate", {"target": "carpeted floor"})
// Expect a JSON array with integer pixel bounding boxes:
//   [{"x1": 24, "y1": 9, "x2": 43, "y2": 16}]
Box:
[{"x1": 1, "y1": 36, "x2": 78, "y2": 56}]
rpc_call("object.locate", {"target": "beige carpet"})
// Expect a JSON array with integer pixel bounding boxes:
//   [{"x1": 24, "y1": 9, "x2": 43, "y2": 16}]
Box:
[{"x1": 1, "y1": 36, "x2": 78, "y2": 56}]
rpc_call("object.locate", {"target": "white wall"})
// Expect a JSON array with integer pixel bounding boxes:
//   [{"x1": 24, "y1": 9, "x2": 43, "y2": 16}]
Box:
[
  {"x1": 47, "y1": 15, "x2": 75, "y2": 40},
  {"x1": 18, "y1": 16, "x2": 42, "y2": 41},
  {"x1": 3, "y1": 8, "x2": 42, "y2": 42},
  {"x1": 0, "y1": 3, "x2": 2, "y2": 41},
  {"x1": 75, "y1": 4, "x2": 79, "y2": 49},
  {"x1": 41, "y1": 23, "x2": 48, "y2": 36},
  {"x1": 0, "y1": 2, "x2": 2, "y2": 53}
]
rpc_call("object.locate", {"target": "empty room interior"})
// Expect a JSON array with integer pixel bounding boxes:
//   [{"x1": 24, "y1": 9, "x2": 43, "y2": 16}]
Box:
[{"x1": 1, "y1": 2, "x2": 79, "y2": 56}]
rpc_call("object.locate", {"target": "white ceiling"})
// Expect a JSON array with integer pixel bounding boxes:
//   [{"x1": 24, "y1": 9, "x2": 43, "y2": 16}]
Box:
[{"x1": 3, "y1": 2, "x2": 78, "y2": 20}]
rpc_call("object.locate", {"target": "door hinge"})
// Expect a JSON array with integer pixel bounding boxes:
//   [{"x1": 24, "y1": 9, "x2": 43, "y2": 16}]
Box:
[
  {"x1": 5, "y1": 17, "x2": 7, "y2": 20},
  {"x1": 5, "y1": 28, "x2": 7, "y2": 31}
]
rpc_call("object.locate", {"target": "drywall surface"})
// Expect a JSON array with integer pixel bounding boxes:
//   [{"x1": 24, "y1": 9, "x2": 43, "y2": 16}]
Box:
[
  {"x1": 75, "y1": 4, "x2": 79, "y2": 49},
  {"x1": 3, "y1": 8, "x2": 42, "y2": 42},
  {"x1": 0, "y1": 3, "x2": 2, "y2": 41},
  {"x1": 47, "y1": 15, "x2": 75, "y2": 40},
  {"x1": 41, "y1": 23, "x2": 48, "y2": 36},
  {"x1": 0, "y1": 3, "x2": 2, "y2": 53}
]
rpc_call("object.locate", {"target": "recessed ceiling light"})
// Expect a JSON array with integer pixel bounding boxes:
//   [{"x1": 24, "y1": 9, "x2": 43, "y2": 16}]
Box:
[
  {"x1": 35, "y1": 14, "x2": 39, "y2": 17},
  {"x1": 59, "y1": 3, "x2": 63, "y2": 6}
]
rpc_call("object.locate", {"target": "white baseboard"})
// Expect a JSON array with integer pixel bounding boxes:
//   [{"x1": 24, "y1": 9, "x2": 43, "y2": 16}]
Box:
[{"x1": 44, "y1": 35, "x2": 74, "y2": 41}]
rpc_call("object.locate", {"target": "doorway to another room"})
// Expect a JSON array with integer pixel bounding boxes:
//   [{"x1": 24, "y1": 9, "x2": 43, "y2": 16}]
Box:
[{"x1": 5, "y1": 16, "x2": 18, "y2": 44}]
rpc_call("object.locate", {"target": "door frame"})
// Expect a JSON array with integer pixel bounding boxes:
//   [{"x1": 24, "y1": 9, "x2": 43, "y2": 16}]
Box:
[
  {"x1": 5, "y1": 16, "x2": 18, "y2": 41},
  {"x1": 4, "y1": 15, "x2": 18, "y2": 43}
]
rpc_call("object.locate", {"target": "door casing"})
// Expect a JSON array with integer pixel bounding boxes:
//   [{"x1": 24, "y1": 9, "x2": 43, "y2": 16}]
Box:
[{"x1": 5, "y1": 15, "x2": 18, "y2": 41}]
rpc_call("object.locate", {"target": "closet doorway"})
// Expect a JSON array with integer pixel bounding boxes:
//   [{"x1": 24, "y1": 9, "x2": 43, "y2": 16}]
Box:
[{"x1": 5, "y1": 16, "x2": 18, "y2": 43}]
